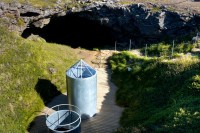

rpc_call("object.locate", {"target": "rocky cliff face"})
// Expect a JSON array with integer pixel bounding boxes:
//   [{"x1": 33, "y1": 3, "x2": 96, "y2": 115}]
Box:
[
  {"x1": 1, "y1": 1, "x2": 200, "y2": 46},
  {"x1": 0, "y1": 2, "x2": 64, "y2": 32},
  {"x1": 79, "y1": 2, "x2": 200, "y2": 44}
]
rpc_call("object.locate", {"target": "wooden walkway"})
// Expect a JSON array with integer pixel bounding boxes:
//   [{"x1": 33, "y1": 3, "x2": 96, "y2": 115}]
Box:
[
  {"x1": 81, "y1": 68, "x2": 123, "y2": 133},
  {"x1": 29, "y1": 68, "x2": 123, "y2": 133}
]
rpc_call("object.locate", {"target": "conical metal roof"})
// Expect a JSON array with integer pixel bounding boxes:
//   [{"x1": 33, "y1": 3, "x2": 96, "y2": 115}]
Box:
[{"x1": 66, "y1": 59, "x2": 96, "y2": 79}]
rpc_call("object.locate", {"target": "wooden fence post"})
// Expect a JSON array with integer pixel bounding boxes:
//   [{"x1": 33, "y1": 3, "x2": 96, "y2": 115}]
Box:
[
  {"x1": 171, "y1": 40, "x2": 175, "y2": 57},
  {"x1": 145, "y1": 44, "x2": 147, "y2": 57},
  {"x1": 115, "y1": 41, "x2": 117, "y2": 52},
  {"x1": 129, "y1": 39, "x2": 131, "y2": 51}
]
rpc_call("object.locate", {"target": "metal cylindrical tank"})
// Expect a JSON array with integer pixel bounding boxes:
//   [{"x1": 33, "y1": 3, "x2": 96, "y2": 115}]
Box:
[{"x1": 66, "y1": 59, "x2": 97, "y2": 119}]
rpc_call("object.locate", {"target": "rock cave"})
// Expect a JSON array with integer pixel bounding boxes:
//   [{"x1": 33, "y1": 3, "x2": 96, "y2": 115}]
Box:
[
  {"x1": 22, "y1": 13, "x2": 117, "y2": 49},
  {"x1": 20, "y1": 3, "x2": 200, "y2": 49}
]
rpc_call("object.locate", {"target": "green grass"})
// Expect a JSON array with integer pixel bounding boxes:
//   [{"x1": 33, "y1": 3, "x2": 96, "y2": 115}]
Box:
[
  {"x1": 141, "y1": 42, "x2": 196, "y2": 57},
  {"x1": 1, "y1": 0, "x2": 74, "y2": 8},
  {"x1": 0, "y1": 20, "x2": 78, "y2": 132},
  {"x1": 110, "y1": 51, "x2": 200, "y2": 132}
]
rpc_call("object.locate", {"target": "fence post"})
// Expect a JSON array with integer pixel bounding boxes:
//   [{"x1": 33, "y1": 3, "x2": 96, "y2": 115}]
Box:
[
  {"x1": 196, "y1": 32, "x2": 200, "y2": 48},
  {"x1": 115, "y1": 41, "x2": 117, "y2": 52},
  {"x1": 171, "y1": 40, "x2": 175, "y2": 57},
  {"x1": 129, "y1": 39, "x2": 131, "y2": 51},
  {"x1": 145, "y1": 44, "x2": 147, "y2": 57},
  {"x1": 100, "y1": 50, "x2": 102, "y2": 68}
]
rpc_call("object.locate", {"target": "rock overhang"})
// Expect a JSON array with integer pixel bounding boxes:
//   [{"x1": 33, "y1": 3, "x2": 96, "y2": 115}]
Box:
[{"x1": 1, "y1": 1, "x2": 200, "y2": 47}]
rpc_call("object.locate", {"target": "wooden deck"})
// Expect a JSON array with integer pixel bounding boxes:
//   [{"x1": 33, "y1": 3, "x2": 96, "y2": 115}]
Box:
[
  {"x1": 81, "y1": 68, "x2": 123, "y2": 133},
  {"x1": 29, "y1": 68, "x2": 123, "y2": 133}
]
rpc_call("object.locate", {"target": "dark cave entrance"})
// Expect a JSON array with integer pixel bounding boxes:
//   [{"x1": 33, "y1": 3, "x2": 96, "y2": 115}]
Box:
[{"x1": 22, "y1": 13, "x2": 116, "y2": 49}]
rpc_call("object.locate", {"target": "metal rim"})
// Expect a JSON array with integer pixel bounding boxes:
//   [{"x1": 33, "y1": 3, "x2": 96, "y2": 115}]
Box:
[
  {"x1": 46, "y1": 104, "x2": 81, "y2": 132},
  {"x1": 46, "y1": 110, "x2": 81, "y2": 126}
]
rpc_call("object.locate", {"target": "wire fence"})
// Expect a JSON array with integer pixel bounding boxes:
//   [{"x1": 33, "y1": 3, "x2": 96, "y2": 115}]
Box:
[
  {"x1": 93, "y1": 34, "x2": 200, "y2": 68},
  {"x1": 114, "y1": 39, "x2": 136, "y2": 51}
]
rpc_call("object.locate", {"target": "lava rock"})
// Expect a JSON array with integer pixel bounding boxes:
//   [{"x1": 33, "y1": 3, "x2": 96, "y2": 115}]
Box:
[{"x1": 1, "y1": 1, "x2": 200, "y2": 45}]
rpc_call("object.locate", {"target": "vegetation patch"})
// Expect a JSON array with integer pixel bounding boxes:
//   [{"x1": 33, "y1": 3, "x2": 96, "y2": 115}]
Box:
[
  {"x1": 141, "y1": 42, "x2": 196, "y2": 57},
  {"x1": 110, "y1": 51, "x2": 200, "y2": 132},
  {"x1": 0, "y1": 19, "x2": 77, "y2": 132},
  {"x1": 1, "y1": 0, "x2": 74, "y2": 8}
]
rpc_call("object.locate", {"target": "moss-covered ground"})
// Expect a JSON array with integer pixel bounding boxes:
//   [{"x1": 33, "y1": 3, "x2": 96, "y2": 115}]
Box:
[{"x1": 0, "y1": 19, "x2": 78, "y2": 132}]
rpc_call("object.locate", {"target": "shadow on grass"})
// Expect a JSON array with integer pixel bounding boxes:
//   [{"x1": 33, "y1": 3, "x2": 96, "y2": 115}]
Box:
[
  {"x1": 27, "y1": 115, "x2": 49, "y2": 133},
  {"x1": 28, "y1": 79, "x2": 68, "y2": 132},
  {"x1": 28, "y1": 93, "x2": 68, "y2": 133},
  {"x1": 35, "y1": 78, "x2": 62, "y2": 104}
]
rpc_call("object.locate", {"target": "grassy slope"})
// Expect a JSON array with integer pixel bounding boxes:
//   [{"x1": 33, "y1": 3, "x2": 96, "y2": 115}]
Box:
[
  {"x1": 0, "y1": 21, "x2": 77, "y2": 132},
  {"x1": 1, "y1": 0, "x2": 76, "y2": 8},
  {"x1": 110, "y1": 52, "x2": 200, "y2": 132},
  {"x1": 2, "y1": 0, "x2": 56, "y2": 6}
]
